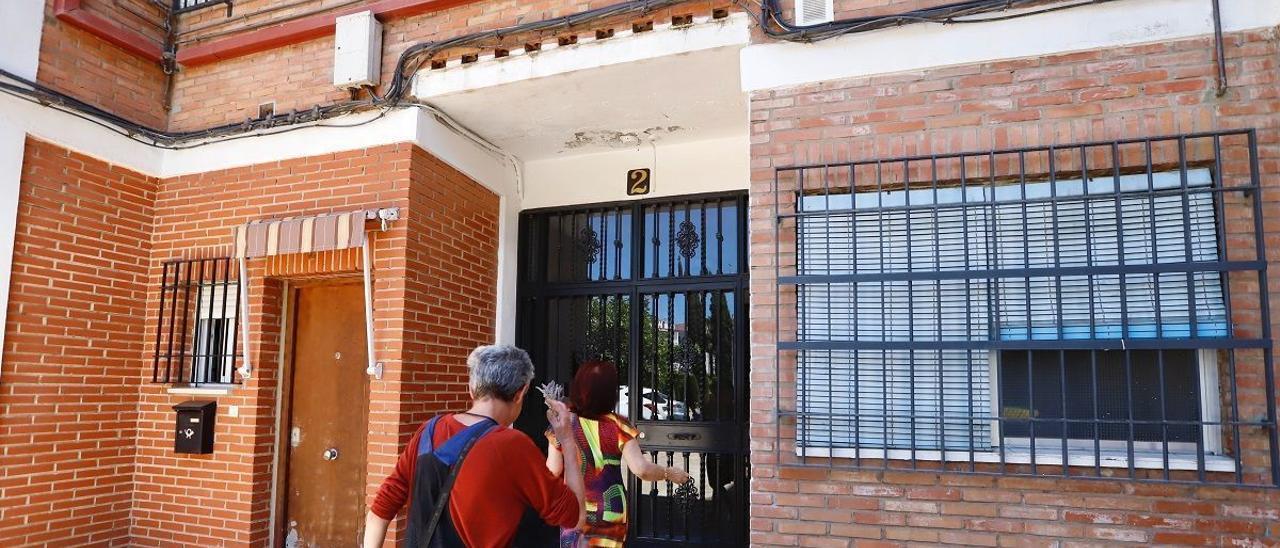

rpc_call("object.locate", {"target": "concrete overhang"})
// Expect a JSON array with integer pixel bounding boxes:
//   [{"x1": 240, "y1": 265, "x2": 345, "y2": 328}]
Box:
[{"x1": 410, "y1": 13, "x2": 751, "y2": 160}]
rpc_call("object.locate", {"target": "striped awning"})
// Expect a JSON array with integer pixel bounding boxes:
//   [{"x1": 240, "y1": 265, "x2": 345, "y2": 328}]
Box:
[{"x1": 233, "y1": 210, "x2": 368, "y2": 259}]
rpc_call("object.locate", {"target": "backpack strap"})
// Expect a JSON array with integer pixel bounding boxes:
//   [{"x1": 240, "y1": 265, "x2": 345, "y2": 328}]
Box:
[
  {"x1": 417, "y1": 416, "x2": 443, "y2": 456},
  {"x1": 416, "y1": 416, "x2": 498, "y2": 548}
]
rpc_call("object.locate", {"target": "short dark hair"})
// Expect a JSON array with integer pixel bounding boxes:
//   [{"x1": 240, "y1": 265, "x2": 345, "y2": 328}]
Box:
[{"x1": 569, "y1": 361, "x2": 620, "y2": 419}]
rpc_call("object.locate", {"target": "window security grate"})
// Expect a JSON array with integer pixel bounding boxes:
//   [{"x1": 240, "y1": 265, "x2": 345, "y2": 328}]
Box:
[
  {"x1": 172, "y1": 0, "x2": 228, "y2": 14},
  {"x1": 151, "y1": 257, "x2": 241, "y2": 386},
  {"x1": 772, "y1": 130, "x2": 1278, "y2": 486}
]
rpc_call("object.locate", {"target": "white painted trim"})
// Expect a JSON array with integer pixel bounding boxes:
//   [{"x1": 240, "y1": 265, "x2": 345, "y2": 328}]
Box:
[
  {"x1": 741, "y1": 0, "x2": 1280, "y2": 91},
  {"x1": 412, "y1": 13, "x2": 750, "y2": 99},
  {"x1": 0, "y1": 92, "x2": 167, "y2": 175},
  {"x1": 0, "y1": 0, "x2": 45, "y2": 377},
  {"x1": 166, "y1": 386, "x2": 237, "y2": 396},
  {"x1": 0, "y1": 93, "x2": 519, "y2": 190},
  {"x1": 0, "y1": 96, "x2": 522, "y2": 347},
  {"x1": 520, "y1": 135, "x2": 751, "y2": 210},
  {"x1": 161, "y1": 109, "x2": 417, "y2": 177},
  {"x1": 495, "y1": 195, "x2": 520, "y2": 344}
]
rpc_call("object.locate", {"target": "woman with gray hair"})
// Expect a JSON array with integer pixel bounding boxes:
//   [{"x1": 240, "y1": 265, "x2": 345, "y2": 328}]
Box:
[{"x1": 363, "y1": 345, "x2": 587, "y2": 548}]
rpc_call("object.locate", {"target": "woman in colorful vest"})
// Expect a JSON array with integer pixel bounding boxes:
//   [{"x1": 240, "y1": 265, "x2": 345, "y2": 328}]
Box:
[{"x1": 545, "y1": 361, "x2": 691, "y2": 548}]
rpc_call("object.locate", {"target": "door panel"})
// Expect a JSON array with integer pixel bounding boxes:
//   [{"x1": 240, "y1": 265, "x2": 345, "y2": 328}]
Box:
[
  {"x1": 517, "y1": 194, "x2": 748, "y2": 547},
  {"x1": 284, "y1": 284, "x2": 370, "y2": 547}
]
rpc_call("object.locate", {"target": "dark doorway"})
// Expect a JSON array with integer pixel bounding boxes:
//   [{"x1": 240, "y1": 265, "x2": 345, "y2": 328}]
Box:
[{"x1": 516, "y1": 192, "x2": 749, "y2": 546}]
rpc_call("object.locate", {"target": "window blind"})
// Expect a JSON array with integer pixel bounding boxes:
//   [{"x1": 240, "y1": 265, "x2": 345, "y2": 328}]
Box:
[{"x1": 796, "y1": 168, "x2": 1226, "y2": 451}]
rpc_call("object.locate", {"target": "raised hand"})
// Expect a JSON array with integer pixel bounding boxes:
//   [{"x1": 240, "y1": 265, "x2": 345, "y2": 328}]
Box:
[
  {"x1": 547, "y1": 399, "x2": 575, "y2": 439},
  {"x1": 666, "y1": 467, "x2": 691, "y2": 484}
]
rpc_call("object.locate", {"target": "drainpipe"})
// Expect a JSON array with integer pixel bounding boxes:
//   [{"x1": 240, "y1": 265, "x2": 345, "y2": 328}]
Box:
[{"x1": 1210, "y1": 0, "x2": 1228, "y2": 97}]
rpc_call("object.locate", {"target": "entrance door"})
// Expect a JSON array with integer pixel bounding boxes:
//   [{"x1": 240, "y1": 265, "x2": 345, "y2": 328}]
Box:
[
  {"x1": 283, "y1": 284, "x2": 370, "y2": 547},
  {"x1": 516, "y1": 194, "x2": 748, "y2": 546}
]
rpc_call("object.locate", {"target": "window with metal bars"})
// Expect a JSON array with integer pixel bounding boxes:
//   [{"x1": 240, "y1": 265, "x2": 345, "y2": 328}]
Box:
[
  {"x1": 172, "y1": 0, "x2": 228, "y2": 14},
  {"x1": 151, "y1": 257, "x2": 241, "y2": 386},
  {"x1": 774, "y1": 130, "x2": 1279, "y2": 486}
]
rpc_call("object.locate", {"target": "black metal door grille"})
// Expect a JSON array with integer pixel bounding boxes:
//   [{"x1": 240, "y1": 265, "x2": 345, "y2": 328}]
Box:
[
  {"x1": 516, "y1": 192, "x2": 750, "y2": 545},
  {"x1": 772, "y1": 130, "x2": 1279, "y2": 486}
]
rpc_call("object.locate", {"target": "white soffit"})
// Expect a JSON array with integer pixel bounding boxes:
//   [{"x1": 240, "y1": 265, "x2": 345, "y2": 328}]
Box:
[
  {"x1": 740, "y1": 0, "x2": 1280, "y2": 92},
  {"x1": 413, "y1": 14, "x2": 751, "y2": 159}
]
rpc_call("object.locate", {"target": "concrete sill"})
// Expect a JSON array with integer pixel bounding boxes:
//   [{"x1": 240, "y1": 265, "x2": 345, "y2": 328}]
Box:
[
  {"x1": 796, "y1": 447, "x2": 1237, "y2": 473},
  {"x1": 166, "y1": 385, "x2": 236, "y2": 396}
]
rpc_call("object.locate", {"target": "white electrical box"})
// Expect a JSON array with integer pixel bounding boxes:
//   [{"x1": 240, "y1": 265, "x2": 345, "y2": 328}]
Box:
[{"x1": 333, "y1": 11, "x2": 382, "y2": 89}]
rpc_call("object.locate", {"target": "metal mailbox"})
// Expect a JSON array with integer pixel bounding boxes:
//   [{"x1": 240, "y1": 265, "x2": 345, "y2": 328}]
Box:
[{"x1": 173, "y1": 400, "x2": 216, "y2": 454}]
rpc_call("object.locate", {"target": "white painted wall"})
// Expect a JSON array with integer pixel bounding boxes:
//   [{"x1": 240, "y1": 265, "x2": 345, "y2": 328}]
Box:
[
  {"x1": 741, "y1": 0, "x2": 1280, "y2": 91},
  {"x1": 0, "y1": 0, "x2": 45, "y2": 374},
  {"x1": 520, "y1": 135, "x2": 751, "y2": 210}
]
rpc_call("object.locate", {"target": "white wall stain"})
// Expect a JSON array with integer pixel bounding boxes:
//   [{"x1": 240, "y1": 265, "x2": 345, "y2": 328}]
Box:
[{"x1": 284, "y1": 521, "x2": 300, "y2": 548}]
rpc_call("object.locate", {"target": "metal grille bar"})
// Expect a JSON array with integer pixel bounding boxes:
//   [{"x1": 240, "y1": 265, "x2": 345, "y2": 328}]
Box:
[
  {"x1": 151, "y1": 257, "x2": 242, "y2": 386},
  {"x1": 172, "y1": 0, "x2": 229, "y2": 15},
  {"x1": 517, "y1": 192, "x2": 750, "y2": 545},
  {"x1": 773, "y1": 130, "x2": 1278, "y2": 486}
]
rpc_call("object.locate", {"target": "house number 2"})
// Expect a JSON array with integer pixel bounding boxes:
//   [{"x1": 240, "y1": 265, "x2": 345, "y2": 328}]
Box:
[{"x1": 627, "y1": 168, "x2": 651, "y2": 196}]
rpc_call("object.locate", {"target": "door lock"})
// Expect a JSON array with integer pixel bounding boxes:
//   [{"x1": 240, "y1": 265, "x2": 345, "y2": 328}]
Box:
[{"x1": 322, "y1": 447, "x2": 339, "y2": 461}]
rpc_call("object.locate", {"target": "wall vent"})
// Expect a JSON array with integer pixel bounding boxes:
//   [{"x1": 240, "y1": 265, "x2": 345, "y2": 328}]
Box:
[{"x1": 795, "y1": 0, "x2": 835, "y2": 26}]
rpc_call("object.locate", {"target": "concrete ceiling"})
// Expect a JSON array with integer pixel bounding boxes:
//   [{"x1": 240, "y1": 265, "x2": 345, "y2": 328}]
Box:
[{"x1": 420, "y1": 44, "x2": 747, "y2": 160}]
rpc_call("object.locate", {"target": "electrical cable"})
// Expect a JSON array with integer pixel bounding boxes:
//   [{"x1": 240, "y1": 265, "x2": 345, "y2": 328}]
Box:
[
  {"x1": 7, "y1": 0, "x2": 1125, "y2": 149},
  {"x1": 758, "y1": 0, "x2": 1120, "y2": 42}
]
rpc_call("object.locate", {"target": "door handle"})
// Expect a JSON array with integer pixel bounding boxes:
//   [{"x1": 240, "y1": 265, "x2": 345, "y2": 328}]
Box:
[{"x1": 322, "y1": 447, "x2": 339, "y2": 461}]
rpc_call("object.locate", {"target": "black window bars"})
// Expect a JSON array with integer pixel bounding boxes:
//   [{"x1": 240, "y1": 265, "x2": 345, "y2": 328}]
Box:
[
  {"x1": 151, "y1": 257, "x2": 242, "y2": 386},
  {"x1": 772, "y1": 129, "x2": 1279, "y2": 486},
  {"x1": 172, "y1": 0, "x2": 230, "y2": 15}
]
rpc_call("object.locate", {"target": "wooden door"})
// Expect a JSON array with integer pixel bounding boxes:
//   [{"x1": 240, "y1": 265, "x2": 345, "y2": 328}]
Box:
[{"x1": 283, "y1": 284, "x2": 370, "y2": 547}]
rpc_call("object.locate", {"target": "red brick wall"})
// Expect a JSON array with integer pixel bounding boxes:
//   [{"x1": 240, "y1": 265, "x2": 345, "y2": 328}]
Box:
[
  {"x1": 83, "y1": 0, "x2": 168, "y2": 44},
  {"x1": 38, "y1": 0, "x2": 169, "y2": 129},
  {"x1": 0, "y1": 138, "x2": 157, "y2": 547},
  {"x1": 0, "y1": 137, "x2": 498, "y2": 546},
  {"x1": 124, "y1": 143, "x2": 498, "y2": 546},
  {"x1": 35, "y1": 0, "x2": 738, "y2": 132},
  {"x1": 366, "y1": 146, "x2": 502, "y2": 542},
  {"x1": 130, "y1": 144, "x2": 414, "y2": 546},
  {"x1": 747, "y1": 28, "x2": 1280, "y2": 546},
  {"x1": 167, "y1": 0, "x2": 735, "y2": 130}
]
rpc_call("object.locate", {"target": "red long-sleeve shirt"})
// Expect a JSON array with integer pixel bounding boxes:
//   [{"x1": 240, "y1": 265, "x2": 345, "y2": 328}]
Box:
[{"x1": 371, "y1": 415, "x2": 579, "y2": 547}]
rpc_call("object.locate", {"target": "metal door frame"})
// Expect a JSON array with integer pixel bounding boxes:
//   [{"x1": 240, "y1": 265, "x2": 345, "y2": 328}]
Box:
[{"x1": 516, "y1": 191, "x2": 749, "y2": 546}]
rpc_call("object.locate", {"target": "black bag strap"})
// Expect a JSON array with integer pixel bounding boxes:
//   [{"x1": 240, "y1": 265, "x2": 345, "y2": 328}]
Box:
[{"x1": 418, "y1": 420, "x2": 497, "y2": 548}]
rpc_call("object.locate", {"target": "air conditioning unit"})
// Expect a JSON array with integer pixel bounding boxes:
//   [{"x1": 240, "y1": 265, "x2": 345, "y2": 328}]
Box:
[
  {"x1": 333, "y1": 11, "x2": 382, "y2": 89},
  {"x1": 795, "y1": 0, "x2": 835, "y2": 26}
]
